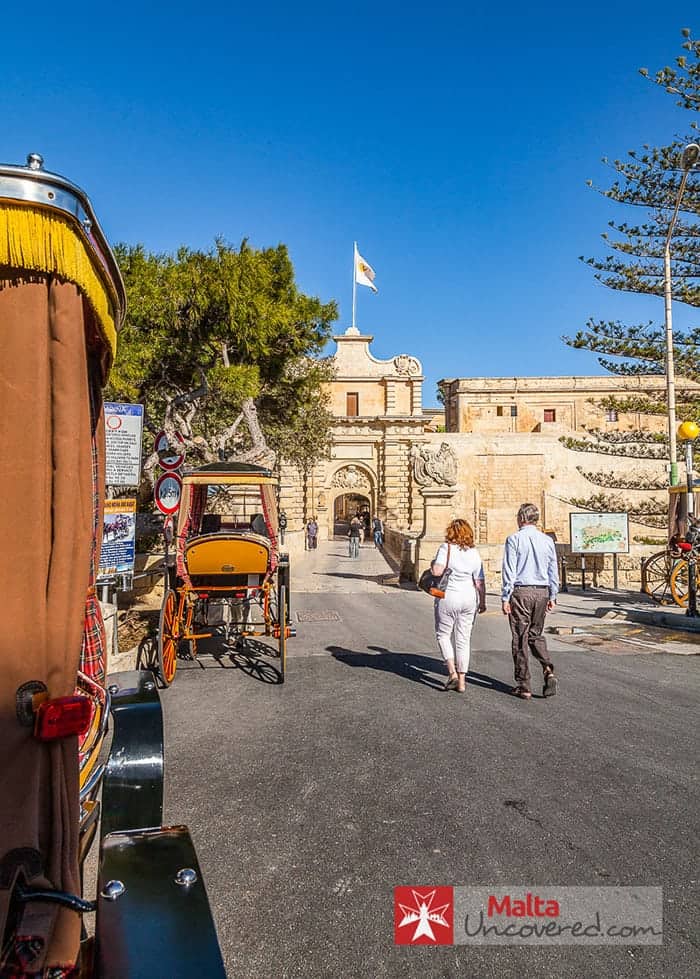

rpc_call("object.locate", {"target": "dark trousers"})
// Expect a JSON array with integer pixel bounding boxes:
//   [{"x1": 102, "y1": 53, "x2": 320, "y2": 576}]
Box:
[{"x1": 508, "y1": 586, "x2": 553, "y2": 691}]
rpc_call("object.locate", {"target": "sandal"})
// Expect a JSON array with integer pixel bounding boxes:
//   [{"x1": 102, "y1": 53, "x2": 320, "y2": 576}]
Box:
[
  {"x1": 543, "y1": 669, "x2": 558, "y2": 698},
  {"x1": 443, "y1": 675, "x2": 459, "y2": 691},
  {"x1": 511, "y1": 686, "x2": 532, "y2": 700}
]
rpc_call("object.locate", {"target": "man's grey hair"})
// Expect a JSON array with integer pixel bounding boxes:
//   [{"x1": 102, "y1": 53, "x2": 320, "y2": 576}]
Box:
[{"x1": 517, "y1": 503, "x2": 539, "y2": 525}]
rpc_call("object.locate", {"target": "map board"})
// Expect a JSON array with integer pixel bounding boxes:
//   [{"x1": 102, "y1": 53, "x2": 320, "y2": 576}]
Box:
[
  {"x1": 105, "y1": 402, "x2": 144, "y2": 486},
  {"x1": 570, "y1": 512, "x2": 630, "y2": 554},
  {"x1": 99, "y1": 498, "x2": 137, "y2": 578}
]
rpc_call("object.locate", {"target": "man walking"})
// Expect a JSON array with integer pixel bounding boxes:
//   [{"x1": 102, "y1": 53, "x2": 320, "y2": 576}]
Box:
[
  {"x1": 501, "y1": 503, "x2": 559, "y2": 700},
  {"x1": 372, "y1": 515, "x2": 384, "y2": 548},
  {"x1": 306, "y1": 516, "x2": 318, "y2": 550}
]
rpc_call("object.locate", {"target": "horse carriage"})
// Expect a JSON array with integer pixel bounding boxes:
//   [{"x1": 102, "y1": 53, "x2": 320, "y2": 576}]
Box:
[
  {"x1": 157, "y1": 462, "x2": 294, "y2": 685},
  {"x1": 0, "y1": 155, "x2": 224, "y2": 976},
  {"x1": 641, "y1": 486, "x2": 700, "y2": 606}
]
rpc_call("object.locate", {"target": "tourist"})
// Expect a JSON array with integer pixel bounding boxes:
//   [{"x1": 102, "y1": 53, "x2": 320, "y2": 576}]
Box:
[
  {"x1": 348, "y1": 516, "x2": 362, "y2": 558},
  {"x1": 279, "y1": 509, "x2": 287, "y2": 545},
  {"x1": 501, "y1": 503, "x2": 559, "y2": 700},
  {"x1": 431, "y1": 519, "x2": 486, "y2": 693},
  {"x1": 306, "y1": 516, "x2": 318, "y2": 550},
  {"x1": 372, "y1": 515, "x2": 384, "y2": 548}
]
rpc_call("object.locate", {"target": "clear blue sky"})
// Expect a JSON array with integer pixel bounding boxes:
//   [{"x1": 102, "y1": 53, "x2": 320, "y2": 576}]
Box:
[{"x1": 2, "y1": 3, "x2": 695, "y2": 404}]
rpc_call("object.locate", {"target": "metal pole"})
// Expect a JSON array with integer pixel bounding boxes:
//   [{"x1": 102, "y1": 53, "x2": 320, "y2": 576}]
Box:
[
  {"x1": 686, "y1": 440, "x2": 698, "y2": 618},
  {"x1": 613, "y1": 552, "x2": 618, "y2": 591},
  {"x1": 352, "y1": 242, "x2": 357, "y2": 329},
  {"x1": 664, "y1": 166, "x2": 691, "y2": 487},
  {"x1": 581, "y1": 555, "x2": 586, "y2": 592}
]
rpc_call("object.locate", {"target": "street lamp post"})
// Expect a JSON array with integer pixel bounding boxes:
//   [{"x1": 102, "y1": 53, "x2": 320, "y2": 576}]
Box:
[
  {"x1": 678, "y1": 421, "x2": 699, "y2": 618},
  {"x1": 664, "y1": 143, "x2": 700, "y2": 486}
]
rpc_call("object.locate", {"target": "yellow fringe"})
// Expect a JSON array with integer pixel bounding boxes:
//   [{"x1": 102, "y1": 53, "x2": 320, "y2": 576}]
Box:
[{"x1": 0, "y1": 203, "x2": 118, "y2": 358}]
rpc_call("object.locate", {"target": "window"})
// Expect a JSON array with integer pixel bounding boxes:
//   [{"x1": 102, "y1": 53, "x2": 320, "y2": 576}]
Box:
[
  {"x1": 346, "y1": 392, "x2": 359, "y2": 416},
  {"x1": 543, "y1": 409, "x2": 556, "y2": 423},
  {"x1": 605, "y1": 409, "x2": 619, "y2": 422},
  {"x1": 496, "y1": 406, "x2": 504, "y2": 417},
  {"x1": 510, "y1": 405, "x2": 518, "y2": 417}
]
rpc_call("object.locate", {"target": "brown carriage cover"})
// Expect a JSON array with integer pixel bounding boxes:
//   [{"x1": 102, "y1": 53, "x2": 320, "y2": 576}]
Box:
[{"x1": 0, "y1": 276, "x2": 105, "y2": 975}]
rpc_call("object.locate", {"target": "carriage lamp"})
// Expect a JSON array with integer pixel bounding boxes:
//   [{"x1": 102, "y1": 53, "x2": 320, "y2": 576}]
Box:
[
  {"x1": 34, "y1": 694, "x2": 93, "y2": 740},
  {"x1": 677, "y1": 420, "x2": 699, "y2": 618}
]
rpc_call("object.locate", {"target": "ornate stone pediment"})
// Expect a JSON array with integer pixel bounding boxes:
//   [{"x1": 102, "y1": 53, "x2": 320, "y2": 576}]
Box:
[
  {"x1": 411, "y1": 442, "x2": 458, "y2": 487},
  {"x1": 393, "y1": 354, "x2": 421, "y2": 376},
  {"x1": 331, "y1": 465, "x2": 371, "y2": 490}
]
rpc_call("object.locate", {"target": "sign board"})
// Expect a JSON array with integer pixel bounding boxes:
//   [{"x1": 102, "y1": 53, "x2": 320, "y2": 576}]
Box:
[
  {"x1": 570, "y1": 512, "x2": 630, "y2": 554},
  {"x1": 154, "y1": 471, "x2": 183, "y2": 515},
  {"x1": 99, "y1": 498, "x2": 137, "y2": 577},
  {"x1": 104, "y1": 402, "x2": 144, "y2": 486},
  {"x1": 154, "y1": 429, "x2": 185, "y2": 470}
]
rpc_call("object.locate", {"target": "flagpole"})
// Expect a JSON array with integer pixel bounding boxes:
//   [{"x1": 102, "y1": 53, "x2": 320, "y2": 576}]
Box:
[{"x1": 352, "y1": 241, "x2": 357, "y2": 329}]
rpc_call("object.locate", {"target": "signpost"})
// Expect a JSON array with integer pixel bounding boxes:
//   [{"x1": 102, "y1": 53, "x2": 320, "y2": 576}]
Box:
[
  {"x1": 154, "y1": 471, "x2": 183, "y2": 516},
  {"x1": 154, "y1": 430, "x2": 185, "y2": 471},
  {"x1": 569, "y1": 512, "x2": 630, "y2": 591},
  {"x1": 104, "y1": 402, "x2": 144, "y2": 486}
]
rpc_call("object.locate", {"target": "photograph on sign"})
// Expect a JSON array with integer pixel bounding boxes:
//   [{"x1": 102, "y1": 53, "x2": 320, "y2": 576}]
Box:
[
  {"x1": 104, "y1": 402, "x2": 144, "y2": 486},
  {"x1": 155, "y1": 472, "x2": 183, "y2": 515},
  {"x1": 154, "y1": 429, "x2": 186, "y2": 470},
  {"x1": 99, "y1": 499, "x2": 137, "y2": 577},
  {"x1": 570, "y1": 512, "x2": 630, "y2": 554}
]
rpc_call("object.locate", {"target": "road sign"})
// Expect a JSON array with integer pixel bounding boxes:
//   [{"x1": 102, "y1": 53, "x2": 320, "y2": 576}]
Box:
[
  {"x1": 105, "y1": 403, "x2": 144, "y2": 486},
  {"x1": 154, "y1": 430, "x2": 185, "y2": 470},
  {"x1": 154, "y1": 471, "x2": 183, "y2": 515}
]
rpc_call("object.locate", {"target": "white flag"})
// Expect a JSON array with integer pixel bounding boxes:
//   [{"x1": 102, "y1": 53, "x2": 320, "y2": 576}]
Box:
[{"x1": 354, "y1": 244, "x2": 378, "y2": 293}]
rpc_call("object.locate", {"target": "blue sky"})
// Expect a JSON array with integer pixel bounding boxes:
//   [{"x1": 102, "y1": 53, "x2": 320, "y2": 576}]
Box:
[{"x1": 2, "y1": 3, "x2": 695, "y2": 404}]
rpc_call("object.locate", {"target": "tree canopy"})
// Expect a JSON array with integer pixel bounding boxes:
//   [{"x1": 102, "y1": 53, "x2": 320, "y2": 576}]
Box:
[
  {"x1": 564, "y1": 28, "x2": 699, "y2": 424},
  {"x1": 107, "y1": 239, "x2": 338, "y2": 479}
]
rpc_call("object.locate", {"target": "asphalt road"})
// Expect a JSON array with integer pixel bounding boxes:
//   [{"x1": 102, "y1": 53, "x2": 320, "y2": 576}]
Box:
[{"x1": 161, "y1": 541, "x2": 699, "y2": 978}]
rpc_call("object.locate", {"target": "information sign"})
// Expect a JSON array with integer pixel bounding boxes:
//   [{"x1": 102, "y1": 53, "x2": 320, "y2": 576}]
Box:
[
  {"x1": 99, "y1": 499, "x2": 137, "y2": 577},
  {"x1": 570, "y1": 512, "x2": 630, "y2": 554},
  {"x1": 105, "y1": 402, "x2": 144, "y2": 486}
]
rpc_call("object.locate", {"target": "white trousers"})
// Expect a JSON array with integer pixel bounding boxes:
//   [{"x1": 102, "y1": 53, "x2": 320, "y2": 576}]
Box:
[{"x1": 434, "y1": 593, "x2": 477, "y2": 674}]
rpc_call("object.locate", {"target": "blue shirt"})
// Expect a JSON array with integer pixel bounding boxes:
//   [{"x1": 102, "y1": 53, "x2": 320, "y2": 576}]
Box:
[{"x1": 501, "y1": 524, "x2": 559, "y2": 602}]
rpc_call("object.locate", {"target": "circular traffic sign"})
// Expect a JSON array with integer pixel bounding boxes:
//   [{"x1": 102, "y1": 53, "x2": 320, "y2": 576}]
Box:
[
  {"x1": 154, "y1": 430, "x2": 185, "y2": 470},
  {"x1": 154, "y1": 472, "x2": 183, "y2": 515}
]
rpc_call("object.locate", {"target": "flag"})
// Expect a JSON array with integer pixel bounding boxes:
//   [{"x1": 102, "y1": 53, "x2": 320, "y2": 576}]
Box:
[{"x1": 354, "y1": 244, "x2": 378, "y2": 293}]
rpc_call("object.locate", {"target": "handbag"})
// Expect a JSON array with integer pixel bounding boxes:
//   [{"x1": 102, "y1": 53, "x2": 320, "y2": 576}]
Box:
[{"x1": 418, "y1": 544, "x2": 452, "y2": 598}]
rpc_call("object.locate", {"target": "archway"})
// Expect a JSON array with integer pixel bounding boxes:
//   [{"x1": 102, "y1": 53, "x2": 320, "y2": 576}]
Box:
[{"x1": 333, "y1": 493, "x2": 371, "y2": 539}]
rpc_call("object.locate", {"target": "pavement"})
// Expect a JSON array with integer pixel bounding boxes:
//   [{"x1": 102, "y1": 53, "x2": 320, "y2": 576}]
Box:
[{"x1": 150, "y1": 539, "x2": 700, "y2": 978}]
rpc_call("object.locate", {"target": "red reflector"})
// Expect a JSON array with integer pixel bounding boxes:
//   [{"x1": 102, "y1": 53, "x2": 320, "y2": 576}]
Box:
[
  {"x1": 34, "y1": 695, "x2": 92, "y2": 741},
  {"x1": 678, "y1": 542, "x2": 692, "y2": 552}
]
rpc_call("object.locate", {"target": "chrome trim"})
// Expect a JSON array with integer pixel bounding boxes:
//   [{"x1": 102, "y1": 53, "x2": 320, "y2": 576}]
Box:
[
  {"x1": 174, "y1": 868, "x2": 197, "y2": 887},
  {"x1": 80, "y1": 762, "x2": 105, "y2": 810},
  {"x1": 0, "y1": 153, "x2": 126, "y2": 329},
  {"x1": 101, "y1": 880, "x2": 125, "y2": 901}
]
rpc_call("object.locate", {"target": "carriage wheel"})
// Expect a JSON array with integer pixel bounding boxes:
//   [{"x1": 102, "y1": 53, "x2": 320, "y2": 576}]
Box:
[
  {"x1": 157, "y1": 589, "x2": 178, "y2": 686},
  {"x1": 669, "y1": 559, "x2": 700, "y2": 608},
  {"x1": 641, "y1": 550, "x2": 675, "y2": 605},
  {"x1": 278, "y1": 583, "x2": 287, "y2": 683}
]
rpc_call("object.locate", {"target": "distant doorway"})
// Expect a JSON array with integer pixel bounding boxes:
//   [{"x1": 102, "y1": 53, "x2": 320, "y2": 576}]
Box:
[{"x1": 333, "y1": 493, "x2": 370, "y2": 539}]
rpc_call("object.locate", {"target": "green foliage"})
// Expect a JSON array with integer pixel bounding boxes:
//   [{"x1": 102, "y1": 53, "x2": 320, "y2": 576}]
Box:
[
  {"x1": 565, "y1": 30, "x2": 700, "y2": 399},
  {"x1": 107, "y1": 240, "x2": 338, "y2": 464}
]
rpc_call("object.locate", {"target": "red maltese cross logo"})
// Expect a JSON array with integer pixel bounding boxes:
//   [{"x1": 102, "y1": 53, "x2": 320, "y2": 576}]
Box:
[{"x1": 394, "y1": 886, "x2": 454, "y2": 945}]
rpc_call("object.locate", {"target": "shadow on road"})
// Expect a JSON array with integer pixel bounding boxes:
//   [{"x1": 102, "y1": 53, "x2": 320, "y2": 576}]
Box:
[
  {"x1": 328, "y1": 644, "x2": 444, "y2": 689},
  {"x1": 466, "y1": 670, "x2": 514, "y2": 696}
]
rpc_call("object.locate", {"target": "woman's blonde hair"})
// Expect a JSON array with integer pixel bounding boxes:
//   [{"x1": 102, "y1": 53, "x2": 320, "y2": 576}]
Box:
[{"x1": 445, "y1": 519, "x2": 474, "y2": 549}]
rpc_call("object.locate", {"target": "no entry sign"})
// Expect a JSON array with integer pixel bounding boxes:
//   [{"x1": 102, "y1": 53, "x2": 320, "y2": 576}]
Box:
[
  {"x1": 154, "y1": 430, "x2": 185, "y2": 470},
  {"x1": 154, "y1": 471, "x2": 183, "y2": 515}
]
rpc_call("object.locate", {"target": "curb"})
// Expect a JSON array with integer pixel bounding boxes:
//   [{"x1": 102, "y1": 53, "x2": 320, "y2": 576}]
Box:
[{"x1": 594, "y1": 606, "x2": 700, "y2": 634}]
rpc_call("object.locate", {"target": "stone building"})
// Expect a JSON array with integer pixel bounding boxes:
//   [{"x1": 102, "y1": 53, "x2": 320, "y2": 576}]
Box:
[
  {"x1": 279, "y1": 331, "x2": 694, "y2": 589},
  {"x1": 278, "y1": 326, "x2": 429, "y2": 547}
]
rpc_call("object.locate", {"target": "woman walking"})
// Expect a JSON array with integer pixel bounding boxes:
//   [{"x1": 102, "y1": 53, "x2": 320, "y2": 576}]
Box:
[{"x1": 431, "y1": 519, "x2": 486, "y2": 693}]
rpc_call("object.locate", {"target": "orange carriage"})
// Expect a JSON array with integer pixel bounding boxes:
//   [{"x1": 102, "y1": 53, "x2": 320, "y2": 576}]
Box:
[{"x1": 157, "y1": 462, "x2": 294, "y2": 685}]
